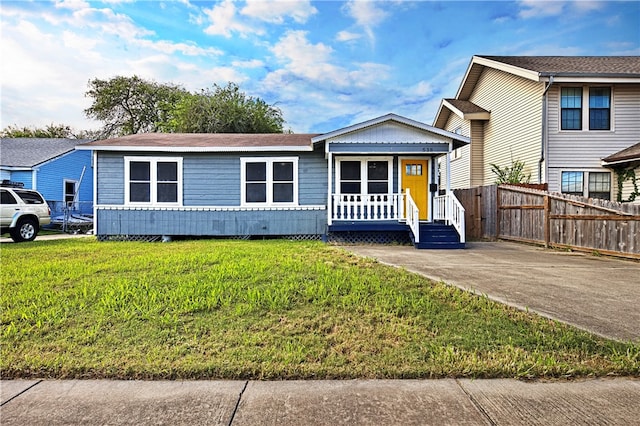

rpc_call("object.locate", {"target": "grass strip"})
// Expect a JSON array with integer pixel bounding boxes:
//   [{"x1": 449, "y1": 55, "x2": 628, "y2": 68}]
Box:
[{"x1": 1, "y1": 239, "x2": 638, "y2": 379}]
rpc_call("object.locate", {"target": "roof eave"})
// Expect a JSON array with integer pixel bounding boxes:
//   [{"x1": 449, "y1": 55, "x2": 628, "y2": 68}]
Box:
[
  {"x1": 441, "y1": 100, "x2": 490, "y2": 121},
  {"x1": 75, "y1": 145, "x2": 314, "y2": 152}
]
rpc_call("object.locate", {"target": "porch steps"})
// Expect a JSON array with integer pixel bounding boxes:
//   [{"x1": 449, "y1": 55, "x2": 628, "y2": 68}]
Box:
[{"x1": 413, "y1": 222, "x2": 465, "y2": 250}]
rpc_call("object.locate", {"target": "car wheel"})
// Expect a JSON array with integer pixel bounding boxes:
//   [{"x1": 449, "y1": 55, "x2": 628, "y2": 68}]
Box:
[{"x1": 10, "y1": 218, "x2": 38, "y2": 242}]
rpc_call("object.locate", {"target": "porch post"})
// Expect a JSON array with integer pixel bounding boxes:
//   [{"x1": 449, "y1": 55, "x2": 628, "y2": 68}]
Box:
[
  {"x1": 446, "y1": 141, "x2": 452, "y2": 194},
  {"x1": 327, "y1": 152, "x2": 333, "y2": 225}
]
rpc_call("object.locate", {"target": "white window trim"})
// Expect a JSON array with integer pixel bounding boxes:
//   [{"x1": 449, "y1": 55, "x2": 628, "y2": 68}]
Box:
[
  {"x1": 558, "y1": 85, "x2": 614, "y2": 132},
  {"x1": 335, "y1": 156, "x2": 393, "y2": 194},
  {"x1": 560, "y1": 169, "x2": 612, "y2": 199},
  {"x1": 124, "y1": 156, "x2": 183, "y2": 206},
  {"x1": 240, "y1": 157, "x2": 299, "y2": 207}
]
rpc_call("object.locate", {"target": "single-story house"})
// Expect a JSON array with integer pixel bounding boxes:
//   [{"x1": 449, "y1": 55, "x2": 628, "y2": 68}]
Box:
[
  {"x1": 0, "y1": 138, "x2": 93, "y2": 216},
  {"x1": 78, "y1": 114, "x2": 469, "y2": 248}
]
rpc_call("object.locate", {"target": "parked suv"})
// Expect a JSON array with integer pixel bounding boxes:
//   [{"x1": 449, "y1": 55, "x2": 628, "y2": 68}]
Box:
[{"x1": 1, "y1": 183, "x2": 51, "y2": 242}]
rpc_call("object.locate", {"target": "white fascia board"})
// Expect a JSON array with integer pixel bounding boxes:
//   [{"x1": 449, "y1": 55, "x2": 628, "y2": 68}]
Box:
[
  {"x1": 601, "y1": 158, "x2": 640, "y2": 167},
  {"x1": 75, "y1": 145, "x2": 313, "y2": 152},
  {"x1": 313, "y1": 113, "x2": 469, "y2": 144},
  {"x1": 541, "y1": 76, "x2": 640, "y2": 84},
  {"x1": 1, "y1": 166, "x2": 32, "y2": 171},
  {"x1": 472, "y1": 56, "x2": 542, "y2": 82}
]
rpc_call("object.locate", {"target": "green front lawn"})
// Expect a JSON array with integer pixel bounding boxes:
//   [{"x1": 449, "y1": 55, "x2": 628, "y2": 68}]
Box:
[{"x1": 1, "y1": 239, "x2": 638, "y2": 379}]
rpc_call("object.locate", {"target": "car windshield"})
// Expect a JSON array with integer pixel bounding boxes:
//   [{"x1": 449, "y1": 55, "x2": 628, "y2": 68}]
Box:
[{"x1": 14, "y1": 190, "x2": 45, "y2": 204}]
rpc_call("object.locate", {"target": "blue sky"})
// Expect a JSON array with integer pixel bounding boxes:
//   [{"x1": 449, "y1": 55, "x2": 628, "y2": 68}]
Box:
[{"x1": 1, "y1": 1, "x2": 639, "y2": 134}]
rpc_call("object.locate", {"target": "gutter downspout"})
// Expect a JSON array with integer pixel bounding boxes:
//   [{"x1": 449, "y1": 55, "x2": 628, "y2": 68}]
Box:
[{"x1": 540, "y1": 75, "x2": 554, "y2": 184}]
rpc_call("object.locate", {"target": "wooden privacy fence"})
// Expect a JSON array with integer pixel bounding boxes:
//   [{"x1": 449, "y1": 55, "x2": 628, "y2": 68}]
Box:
[{"x1": 454, "y1": 184, "x2": 640, "y2": 259}]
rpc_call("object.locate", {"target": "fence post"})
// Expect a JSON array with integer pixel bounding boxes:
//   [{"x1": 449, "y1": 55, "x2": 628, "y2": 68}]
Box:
[
  {"x1": 544, "y1": 194, "x2": 550, "y2": 247},
  {"x1": 496, "y1": 186, "x2": 501, "y2": 239}
]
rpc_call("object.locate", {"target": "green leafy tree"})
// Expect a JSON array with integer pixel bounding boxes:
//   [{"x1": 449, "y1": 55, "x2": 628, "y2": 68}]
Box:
[
  {"x1": 1, "y1": 123, "x2": 74, "y2": 138},
  {"x1": 490, "y1": 160, "x2": 531, "y2": 184},
  {"x1": 163, "y1": 83, "x2": 284, "y2": 133},
  {"x1": 84, "y1": 76, "x2": 187, "y2": 138}
]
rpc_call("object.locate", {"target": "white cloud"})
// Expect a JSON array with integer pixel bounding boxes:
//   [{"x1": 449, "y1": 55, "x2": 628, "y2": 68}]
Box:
[
  {"x1": 336, "y1": 30, "x2": 361, "y2": 42},
  {"x1": 202, "y1": 0, "x2": 262, "y2": 37},
  {"x1": 241, "y1": 0, "x2": 317, "y2": 24},
  {"x1": 518, "y1": 0, "x2": 566, "y2": 18},
  {"x1": 342, "y1": 0, "x2": 389, "y2": 43},
  {"x1": 231, "y1": 59, "x2": 265, "y2": 68}
]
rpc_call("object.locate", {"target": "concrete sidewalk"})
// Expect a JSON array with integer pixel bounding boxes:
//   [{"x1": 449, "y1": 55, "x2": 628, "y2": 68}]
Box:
[
  {"x1": 345, "y1": 242, "x2": 640, "y2": 342},
  {"x1": 2, "y1": 378, "x2": 639, "y2": 425}
]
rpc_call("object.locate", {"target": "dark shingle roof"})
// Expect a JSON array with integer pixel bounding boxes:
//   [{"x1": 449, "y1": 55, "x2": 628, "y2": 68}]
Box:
[
  {"x1": 478, "y1": 56, "x2": 640, "y2": 76},
  {"x1": 82, "y1": 133, "x2": 319, "y2": 150},
  {"x1": 602, "y1": 142, "x2": 640, "y2": 164},
  {"x1": 0, "y1": 138, "x2": 90, "y2": 168}
]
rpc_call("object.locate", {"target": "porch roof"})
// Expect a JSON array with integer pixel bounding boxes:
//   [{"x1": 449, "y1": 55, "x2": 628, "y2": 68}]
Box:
[{"x1": 312, "y1": 113, "x2": 470, "y2": 153}]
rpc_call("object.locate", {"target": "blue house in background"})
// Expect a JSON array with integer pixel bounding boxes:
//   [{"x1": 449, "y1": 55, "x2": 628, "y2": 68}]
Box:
[
  {"x1": 79, "y1": 114, "x2": 469, "y2": 248},
  {"x1": 0, "y1": 138, "x2": 94, "y2": 217}
]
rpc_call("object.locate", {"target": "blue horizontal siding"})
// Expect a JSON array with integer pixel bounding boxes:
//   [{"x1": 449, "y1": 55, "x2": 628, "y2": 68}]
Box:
[
  {"x1": 97, "y1": 150, "x2": 328, "y2": 207},
  {"x1": 97, "y1": 208, "x2": 327, "y2": 236},
  {"x1": 9, "y1": 171, "x2": 33, "y2": 188},
  {"x1": 36, "y1": 150, "x2": 93, "y2": 206}
]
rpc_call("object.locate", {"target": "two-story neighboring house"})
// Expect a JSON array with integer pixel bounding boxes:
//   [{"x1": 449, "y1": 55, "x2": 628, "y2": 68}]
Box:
[{"x1": 433, "y1": 56, "x2": 640, "y2": 200}]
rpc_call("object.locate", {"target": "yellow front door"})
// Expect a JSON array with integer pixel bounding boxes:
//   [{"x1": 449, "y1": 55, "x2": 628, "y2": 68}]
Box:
[{"x1": 401, "y1": 159, "x2": 429, "y2": 220}]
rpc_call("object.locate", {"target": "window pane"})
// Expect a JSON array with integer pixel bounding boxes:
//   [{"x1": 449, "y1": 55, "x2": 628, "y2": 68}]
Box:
[
  {"x1": 589, "y1": 88, "x2": 610, "y2": 108},
  {"x1": 589, "y1": 172, "x2": 610, "y2": 193},
  {"x1": 130, "y1": 183, "x2": 151, "y2": 202},
  {"x1": 130, "y1": 161, "x2": 150, "y2": 181},
  {"x1": 1, "y1": 190, "x2": 17, "y2": 204},
  {"x1": 340, "y1": 161, "x2": 361, "y2": 180},
  {"x1": 561, "y1": 88, "x2": 582, "y2": 108},
  {"x1": 246, "y1": 162, "x2": 266, "y2": 181},
  {"x1": 157, "y1": 162, "x2": 177, "y2": 181},
  {"x1": 15, "y1": 190, "x2": 45, "y2": 204},
  {"x1": 589, "y1": 109, "x2": 610, "y2": 130},
  {"x1": 368, "y1": 182, "x2": 388, "y2": 194},
  {"x1": 246, "y1": 183, "x2": 266, "y2": 202},
  {"x1": 561, "y1": 109, "x2": 581, "y2": 130},
  {"x1": 157, "y1": 183, "x2": 178, "y2": 202},
  {"x1": 561, "y1": 172, "x2": 583, "y2": 194},
  {"x1": 367, "y1": 161, "x2": 388, "y2": 180},
  {"x1": 340, "y1": 182, "x2": 360, "y2": 194},
  {"x1": 273, "y1": 162, "x2": 293, "y2": 181},
  {"x1": 273, "y1": 183, "x2": 293, "y2": 202}
]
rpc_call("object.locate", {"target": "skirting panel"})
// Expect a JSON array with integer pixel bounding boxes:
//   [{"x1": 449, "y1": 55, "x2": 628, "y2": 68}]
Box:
[{"x1": 326, "y1": 231, "x2": 412, "y2": 245}]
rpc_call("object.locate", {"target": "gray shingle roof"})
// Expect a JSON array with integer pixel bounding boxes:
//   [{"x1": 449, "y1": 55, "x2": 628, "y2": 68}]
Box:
[
  {"x1": 602, "y1": 142, "x2": 640, "y2": 164},
  {"x1": 478, "y1": 56, "x2": 640, "y2": 76},
  {"x1": 0, "y1": 138, "x2": 90, "y2": 168}
]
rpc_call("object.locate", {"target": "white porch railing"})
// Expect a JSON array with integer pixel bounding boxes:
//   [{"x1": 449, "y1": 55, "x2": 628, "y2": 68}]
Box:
[
  {"x1": 434, "y1": 193, "x2": 466, "y2": 243},
  {"x1": 330, "y1": 191, "x2": 466, "y2": 245},
  {"x1": 331, "y1": 193, "x2": 402, "y2": 221},
  {"x1": 404, "y1": 189, "x2": 420, "y2": 243}
]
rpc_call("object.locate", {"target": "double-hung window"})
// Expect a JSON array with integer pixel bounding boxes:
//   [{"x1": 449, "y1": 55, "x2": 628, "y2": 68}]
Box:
[
  {"x1": 125, "y1": 157, "x2": 183, "y2": 205},
  {"x1": 589, "y1": 87, "x2": 610, "y2": 130},
  {"x1": 241, "y1": 157, "x2": 298, "y2": 206},
  {"x1": 561, "y1": 87, "x2": 582, "y2": 130},
  {"x1": 337, "y1": 157, "x2": 392, "y2": 195}
]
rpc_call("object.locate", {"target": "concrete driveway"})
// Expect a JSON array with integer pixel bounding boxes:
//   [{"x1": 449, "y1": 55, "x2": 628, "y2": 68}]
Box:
[{"x1": 345, "y1": 242, "x2": 640, "y2": 342}]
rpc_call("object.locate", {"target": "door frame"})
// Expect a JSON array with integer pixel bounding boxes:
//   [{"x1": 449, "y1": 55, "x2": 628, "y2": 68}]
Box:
[{"x1": 398, "y1": 157, "x2": 432, "y2": 222}]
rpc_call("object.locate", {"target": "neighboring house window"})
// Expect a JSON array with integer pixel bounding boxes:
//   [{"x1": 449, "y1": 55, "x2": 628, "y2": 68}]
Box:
[
  {"x1": 124, "y1": 157, "x2": 183, "y2": 205},
  {"x1": 64, "y1": 180, "x2": 77, "y2": 207},
  {"x1": 588, "y1": 172, "x2": 611, "y2": 199},
  {"x1": 561, "y1": 87, "x2": 582, "y2": 130},
  {"x1": 241, "y1": 157, "x2": 298, "y2": 206},
  {"x1": 589, "y1": 87, "x2": 610, "y2": 130},
  {"x1": 336, "y1": 157, "x2": 392, "y2": 194},
  {"x1": 561, "y1": 171, "x2": 611, "y2": 200}
]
